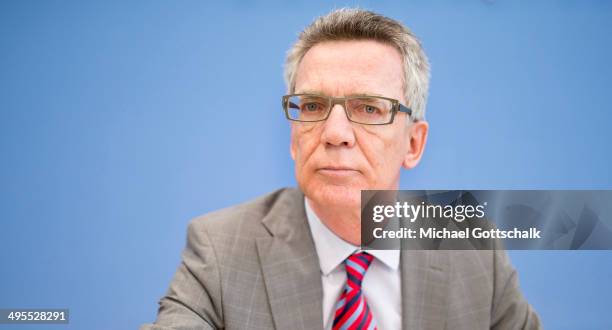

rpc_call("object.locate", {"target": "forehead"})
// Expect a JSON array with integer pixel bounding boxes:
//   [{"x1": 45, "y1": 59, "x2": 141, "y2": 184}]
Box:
[{"x1": 294, "y1": 39, "x2": 404, "y2": 99}]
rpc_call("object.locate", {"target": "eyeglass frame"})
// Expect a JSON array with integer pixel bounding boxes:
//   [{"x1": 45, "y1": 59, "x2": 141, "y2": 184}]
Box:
[{"x1": 282, "y1": 93, "x2": 413, "y2": 125}]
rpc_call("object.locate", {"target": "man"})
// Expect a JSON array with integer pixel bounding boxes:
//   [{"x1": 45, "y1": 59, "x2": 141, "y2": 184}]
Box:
[{"x1": 142, "y1": 8, "x2": 541, "y2": 330}]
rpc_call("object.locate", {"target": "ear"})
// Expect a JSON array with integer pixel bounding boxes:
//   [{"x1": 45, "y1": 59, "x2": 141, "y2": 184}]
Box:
[
  {"x1": 402, "y1": 120, "x2": 428, "y2": 169},
  {"x1": 290, "y1": 124, "x2": 297, "y2": 160}
]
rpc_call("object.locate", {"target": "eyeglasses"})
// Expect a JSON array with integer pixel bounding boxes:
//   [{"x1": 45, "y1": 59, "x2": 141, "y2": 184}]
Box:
[{"x1": 282, "y1": 93, "x2": 412, "y2": 125}]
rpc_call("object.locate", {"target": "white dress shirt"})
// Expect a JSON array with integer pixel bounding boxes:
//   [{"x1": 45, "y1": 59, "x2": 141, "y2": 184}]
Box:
[{"x1": 305, "y1": 198, "x2": 401, "y2": 330}]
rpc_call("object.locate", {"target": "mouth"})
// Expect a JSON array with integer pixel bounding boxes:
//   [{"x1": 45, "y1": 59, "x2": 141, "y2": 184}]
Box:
[{"x1": 316, "y1": 166, "x2": 360, "y2": 177}]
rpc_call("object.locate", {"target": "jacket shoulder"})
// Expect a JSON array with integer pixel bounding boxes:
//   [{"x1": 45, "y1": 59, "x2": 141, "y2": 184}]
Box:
[{"x1": 187, "y1": 187, "x2": 302, "y2": 237}]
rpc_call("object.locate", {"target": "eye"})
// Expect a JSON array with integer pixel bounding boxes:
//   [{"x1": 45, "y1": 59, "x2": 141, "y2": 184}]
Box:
[
  {"x1": 364, "y1": 105, "x2": 378, "y2": 114},
  {"x1": 303, "y1": 102, "x2": 322, "y2": 112}
]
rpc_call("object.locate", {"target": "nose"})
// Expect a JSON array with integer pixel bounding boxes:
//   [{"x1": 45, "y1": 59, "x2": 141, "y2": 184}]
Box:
[{"x1": 320, "y1": 104, "x2": 356, "y2": 147}]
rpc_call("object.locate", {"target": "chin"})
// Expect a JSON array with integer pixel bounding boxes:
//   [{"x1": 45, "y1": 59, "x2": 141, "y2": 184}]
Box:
[{"x1": 305, "y1": 182, "x2": 363, "y2": 210}]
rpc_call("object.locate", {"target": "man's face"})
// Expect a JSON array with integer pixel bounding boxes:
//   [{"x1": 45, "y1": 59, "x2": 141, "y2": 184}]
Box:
[{"x1": 291, "y1": 39, "x2": 422, "y2": 210}]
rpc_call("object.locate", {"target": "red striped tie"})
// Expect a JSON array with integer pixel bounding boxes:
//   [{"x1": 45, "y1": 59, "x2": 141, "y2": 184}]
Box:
[{"x1": 332, "y1": 252, "x2": 377, "y2": 330}]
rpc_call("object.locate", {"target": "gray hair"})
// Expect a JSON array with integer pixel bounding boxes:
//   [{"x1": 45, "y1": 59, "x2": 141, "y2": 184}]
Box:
[{"x1": 284, "y1": 8, "x2": 430, "y2": 120}]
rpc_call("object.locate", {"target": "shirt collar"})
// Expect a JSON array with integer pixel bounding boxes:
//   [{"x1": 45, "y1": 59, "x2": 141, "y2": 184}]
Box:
[{"x1": 305, "y1": 197, "x2": 400, "y2": 276}]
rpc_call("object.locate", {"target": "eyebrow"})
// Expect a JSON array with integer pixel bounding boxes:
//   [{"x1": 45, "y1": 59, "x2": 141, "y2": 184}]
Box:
[{"x1": 295, "y1": 90, "x2": 385, "y2": 98}]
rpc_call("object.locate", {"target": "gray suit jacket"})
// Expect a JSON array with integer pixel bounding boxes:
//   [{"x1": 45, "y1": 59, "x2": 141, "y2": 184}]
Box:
[{"x1": 141, "y1": 188, "x2": 541, "y2": 330}]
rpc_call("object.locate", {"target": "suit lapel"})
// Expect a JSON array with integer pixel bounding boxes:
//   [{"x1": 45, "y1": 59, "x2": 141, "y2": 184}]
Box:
[
  {"x1": 256, "y1": 189, "x2": 324, "y2": 330},
  {"x1": 256, "y1": 189, "x2": 452, "y2": 329},
  {"x1": 401, "y1": 250, "x2": 450, "y2": 330}
]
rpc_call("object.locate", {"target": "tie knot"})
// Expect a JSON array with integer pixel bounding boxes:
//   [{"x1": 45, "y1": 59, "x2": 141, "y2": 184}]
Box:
[{"x1": 344, "y1": 252, "x2": 374, "y2": 288}]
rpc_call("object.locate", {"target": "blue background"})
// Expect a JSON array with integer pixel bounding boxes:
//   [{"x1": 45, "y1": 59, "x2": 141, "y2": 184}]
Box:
[{"x1": 1, "y1": 1, "x2": 611, "y2": 329}]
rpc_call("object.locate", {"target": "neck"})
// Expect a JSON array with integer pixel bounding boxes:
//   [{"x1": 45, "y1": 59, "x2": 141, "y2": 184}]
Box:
[{"x1": 306, "y1": 197, "x2": 361, "y2": 246}]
